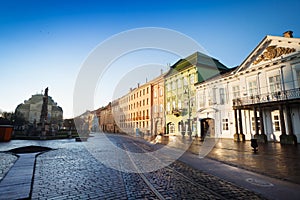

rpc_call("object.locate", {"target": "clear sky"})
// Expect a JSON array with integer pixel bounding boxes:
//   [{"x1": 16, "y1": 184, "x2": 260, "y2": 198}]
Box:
[{"x1": 1, "y1": 0, "x2": 299, "y2": 118}]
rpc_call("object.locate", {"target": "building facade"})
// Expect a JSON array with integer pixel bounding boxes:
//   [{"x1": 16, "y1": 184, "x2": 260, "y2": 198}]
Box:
[
  {"x1": 196, "y1": 31, "x2": 300, "y2": 144},
  {"x1": 97, "y1": 103, "x2": 115, "y2": 133},
  {"x1": 128, "y1": 83, "x2": 152, "y2": 135},
  {"x1": 151, "y1": 73, "x2": 165, "y2": 135},
  {"x1": 15, "y1": 93, "x2": 63, "y2": 126},
  {"x1": 164, "y1": 52, "x2": 228, "y2": 136}
]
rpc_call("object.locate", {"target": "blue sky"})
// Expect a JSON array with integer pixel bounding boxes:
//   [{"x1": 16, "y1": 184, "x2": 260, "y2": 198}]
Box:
[{"x1": 1, "y1": 0, "x2": 300, "y2": 118}]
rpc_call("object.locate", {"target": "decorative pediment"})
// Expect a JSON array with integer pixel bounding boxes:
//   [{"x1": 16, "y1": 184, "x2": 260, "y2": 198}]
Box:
[
  {"x1": 253, "y1": 45, "x2": 296, "y2": 65},
  {"x1": 235, "y1": 35, "x2": 300, "y2": 73}
]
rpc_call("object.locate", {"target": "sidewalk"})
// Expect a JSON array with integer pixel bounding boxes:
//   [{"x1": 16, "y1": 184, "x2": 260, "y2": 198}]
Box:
[{"x1": 153, "y1": 135, "x2": 300, "y2": 184}]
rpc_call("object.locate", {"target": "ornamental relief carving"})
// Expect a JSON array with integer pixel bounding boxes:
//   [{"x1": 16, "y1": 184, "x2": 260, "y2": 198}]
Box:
[{"x1": 253, "y1": 45, "x2": 296, "y2": 65}]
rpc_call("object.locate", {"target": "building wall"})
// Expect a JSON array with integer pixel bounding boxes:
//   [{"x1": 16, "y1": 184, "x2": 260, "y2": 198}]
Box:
[
  {"x1": 128, "y1": 83, "x2": 152, "y2": 135},
  {"x1": 151, "y1": 74, "x2": 165, "y2": 135},
  {"x1": 196, "y1": 34, "x2": 300, "y2": 143},
  {"x1": 165, "y1": 67, "x2": 198, "y2": 136}
]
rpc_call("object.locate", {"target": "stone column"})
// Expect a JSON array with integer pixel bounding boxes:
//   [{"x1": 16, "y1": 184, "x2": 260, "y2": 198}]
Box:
[
  {"x1": 257, "y1": 107, "x2": 267, "y2": 143},
  {"x1": 238, "y1": 109, "x2": 245, "y2": 141},
  {"x1": 279, "y1": 105, "x2": 286, "y2": 135},
  {"x1": 253, "y1": 107, "x2": 259, "y2": 136},
  {"x1": 233, "y1": 109, "x2": 239, "y2": 141},
  {"x1": 280, "y1": 104, "x2": 297, "y2": 144},
  {"x1": 238, "y1": 109, "x2": 243, "y2": 135},
  {"x1": 285, "y1": 104, "x2": 294, "y2": 135},
  {"x1": 259, "y1": 107, "x2": 265, "y2": 135}
]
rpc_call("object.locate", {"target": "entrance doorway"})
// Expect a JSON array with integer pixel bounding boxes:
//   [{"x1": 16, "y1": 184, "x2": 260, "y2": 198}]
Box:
[
  {"x1": 200, "y1": 118, "x2": 215, "y2": 139},
  {"x1": 166, "y1": 122, "x2": 175, "y2": 134}
]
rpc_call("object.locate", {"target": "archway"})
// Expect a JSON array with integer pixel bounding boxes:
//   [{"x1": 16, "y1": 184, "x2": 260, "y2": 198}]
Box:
[{"x1": 166, "y1": 122, "x2": 175, "y2": 134}]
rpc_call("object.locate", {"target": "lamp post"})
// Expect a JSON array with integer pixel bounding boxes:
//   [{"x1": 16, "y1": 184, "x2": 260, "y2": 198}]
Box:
[{"x1": 184, "y1": 88, "x2": 192, "y2": 136}]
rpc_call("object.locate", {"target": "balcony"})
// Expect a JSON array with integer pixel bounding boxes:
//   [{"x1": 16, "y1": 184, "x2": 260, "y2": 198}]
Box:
[
  {"x1": 233, "y1": 88, "x2": 300, "y2": 107},
  {"x1": 172, "y1": 109, "x2": 181, "y2": 117}
]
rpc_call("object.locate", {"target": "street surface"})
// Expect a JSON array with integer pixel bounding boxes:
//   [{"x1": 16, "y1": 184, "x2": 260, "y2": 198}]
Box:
[{"x1": 0, "y1": 133, "x2": 266, "y2": 199}]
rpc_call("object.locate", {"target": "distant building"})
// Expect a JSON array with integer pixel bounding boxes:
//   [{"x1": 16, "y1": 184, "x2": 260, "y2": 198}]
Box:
[
  {"x1": 128, "y1": 82, "x2": 152, "y2": 135},
  {"x1": 15, "y1": 93, "x2": 63, "y2": 125}
]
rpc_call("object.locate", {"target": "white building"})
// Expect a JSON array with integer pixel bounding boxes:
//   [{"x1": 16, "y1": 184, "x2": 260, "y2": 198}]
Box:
[{"x1": 196, "y1": 31, "x2": 300, "y2": 144}]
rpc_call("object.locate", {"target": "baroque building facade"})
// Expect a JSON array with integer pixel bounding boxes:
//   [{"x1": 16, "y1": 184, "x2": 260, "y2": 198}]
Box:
[
  {"x1": 95, "y1": 31, "x2": 299, "y2": 144},
  {"x1": 164, "y1": 52, "x2": 228, "y2": 136},
  {"x1": 195, "y1": 31, "x2": 300, "y2": 144},
  {"x1": 15, "y1": 93, "x2": 63, "y2": 126}
]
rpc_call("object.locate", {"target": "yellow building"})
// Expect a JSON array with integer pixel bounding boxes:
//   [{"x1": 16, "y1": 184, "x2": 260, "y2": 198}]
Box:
[
  {"x1": 164, "y1": 52, "x2": 228, "y2": 136},
  {"x1": 128, "y1": 83, "x2": 152, "y2": 136}
]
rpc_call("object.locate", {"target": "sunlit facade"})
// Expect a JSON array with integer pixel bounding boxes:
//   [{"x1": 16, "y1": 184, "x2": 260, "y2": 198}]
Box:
[
  {"x1": 164, "y1": 52, "x2": 228, "y2": 136},
  {"x1": 151, "y1": 73, "x2": 165, "y2": 135},
  {"x1": 196, "y1": 31, "x2": 300, "y2": 144}
]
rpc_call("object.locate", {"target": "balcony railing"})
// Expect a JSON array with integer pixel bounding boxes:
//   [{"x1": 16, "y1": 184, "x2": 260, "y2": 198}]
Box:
[{"x1": 233, "y1": 88, "x2": 300, "y2": 106}]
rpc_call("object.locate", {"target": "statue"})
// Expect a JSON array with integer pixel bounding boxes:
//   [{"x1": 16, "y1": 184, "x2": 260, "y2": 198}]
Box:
[
  {"x1": 39, "y1": 87, "x2": 49, "y2": 139},
  {"x1": 40, "y1": 87, "x2": 48, "y2": 123}
]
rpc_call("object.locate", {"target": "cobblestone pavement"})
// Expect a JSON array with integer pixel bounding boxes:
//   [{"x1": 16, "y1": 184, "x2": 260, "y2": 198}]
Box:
[
  {"x1": 28, "y1": 133, "x2": 265, "y2": 199},
  {"x1": 155, "y1": 135, "x2": 300, "y2": 184}
]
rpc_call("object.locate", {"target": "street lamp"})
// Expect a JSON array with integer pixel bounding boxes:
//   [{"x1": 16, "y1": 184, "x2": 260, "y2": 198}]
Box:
[{"x1": 184, "y1": 88, "x2": 192, "y2": 136}]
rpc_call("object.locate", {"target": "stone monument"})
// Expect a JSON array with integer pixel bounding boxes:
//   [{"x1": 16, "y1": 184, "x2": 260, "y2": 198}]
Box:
[{"x1": 40, "y1": 87, "x2": 49, "y2": 139}]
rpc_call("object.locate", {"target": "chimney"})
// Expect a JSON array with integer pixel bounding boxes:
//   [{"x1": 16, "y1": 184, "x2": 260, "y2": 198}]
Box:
[
  {"x1": 283, "y1": 30, "x2": 293, "y2": 38},
  {"x1": 137, "y1": 83, "x2": 140, "y2": 88}
]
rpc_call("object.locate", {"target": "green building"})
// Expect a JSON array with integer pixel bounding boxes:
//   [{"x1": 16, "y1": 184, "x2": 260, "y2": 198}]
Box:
[{"x1": 164, "y1": 52, "x2": 228, "y2": 136}]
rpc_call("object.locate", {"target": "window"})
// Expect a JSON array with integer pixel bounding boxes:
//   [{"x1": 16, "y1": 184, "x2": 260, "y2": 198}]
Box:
[
  {"x1": 198, "y1": 90, "x2": 205, "y2": 107},
  {"x1": 147, "y1": 87, "x2": 149, "y2": 94},
  {"x1": 172, "y1": 81, "x2": 176, "y2": 90},
  {"x1": 222, "y1": 119, "x2": 229, "y2": 130},
  {"x1": 219, "y1": 88, "x2": 225, "y2": 105},
  {"x1": 296, "y1": 70, "x2": 300, "y2": 86},
  {"x1": 167, "y1": 102, "x2": 170, "y2": 112},
  {"x1": 167, "y1": 83, "x2": 171, "y2": 91},
  {"x1": 177, "y1": 79, "x2": 182, "y2": 88},
  {"x1": 172, "y1": 101, "x2": 176, "y2": 109},
  {"x1": 190, "y1": 74, "x2": 194, "y2": 84},
  {"x1": 160, "y1": 104, "x2": 163, "y2": 112},
  {"x1": 232, "y1": 85, "x2": 240, "y2": 99},
  {"x1": 154, "y1": 90, "x2": 157, "y2": 98},
  {"x1": 273, "y1": 115, "x2": 280, "y2": 131},
  {"x1": 212, "y1": 88, "x2": 217, "y2": 104},
  {"x1": 178, "y1": 100, "x2": 182, "y2": 109},
  {"x1": 183, "y1": 77, "x2": 188, "y2": 86},
  {"x1": 269, "y1": 75, "x2": 281, "y2": 93},
  {"x1": 248, "y1": 80, "x2": 257, "y2": 96},
  {"x1": 159, "y1": 88, "x2": 163, "y2": 96}
]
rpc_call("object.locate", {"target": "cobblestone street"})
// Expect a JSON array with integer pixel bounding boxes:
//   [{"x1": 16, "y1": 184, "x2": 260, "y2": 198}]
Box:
[{"x1": 0, "y1": 133, "x2": 268, "y2": 199}]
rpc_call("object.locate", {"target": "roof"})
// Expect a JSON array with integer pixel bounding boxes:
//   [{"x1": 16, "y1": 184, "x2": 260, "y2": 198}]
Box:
[{"x1": 164, "y1": 52, "x2": 228, "y2": 77}]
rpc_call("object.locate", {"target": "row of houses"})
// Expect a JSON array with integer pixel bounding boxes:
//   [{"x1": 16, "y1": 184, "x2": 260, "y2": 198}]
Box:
[{"x1": 95, "y1": 31, "x2": 300, "y2": 144}]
